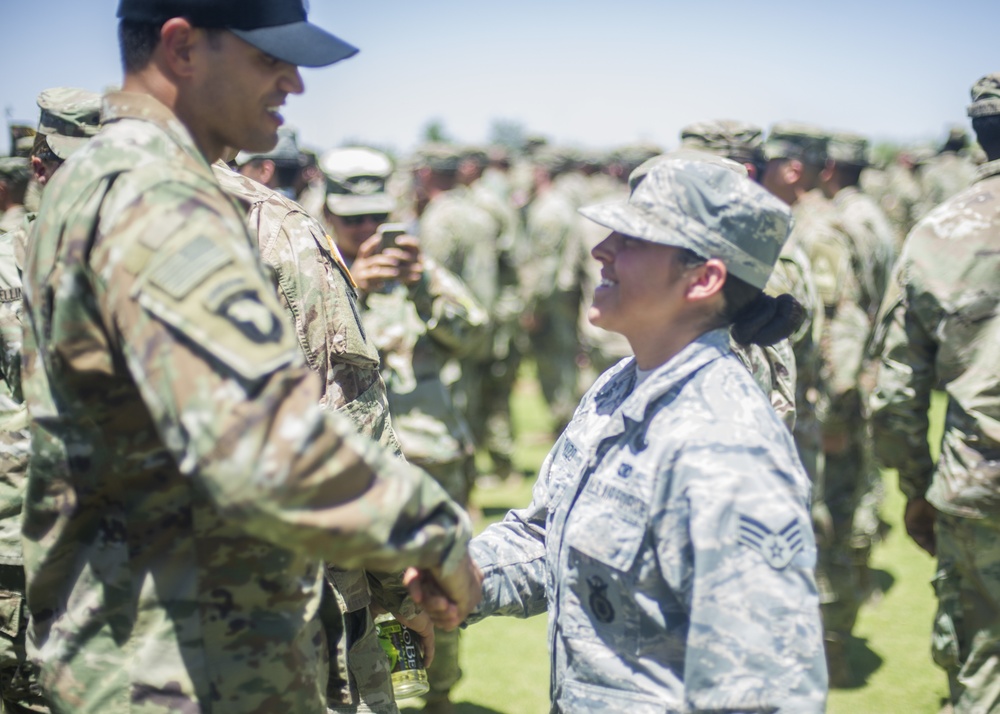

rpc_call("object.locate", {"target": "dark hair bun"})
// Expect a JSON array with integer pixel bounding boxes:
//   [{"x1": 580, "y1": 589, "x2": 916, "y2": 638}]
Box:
[{"x1": 730, "y1": 293, "x2": 805, "y2": 347}]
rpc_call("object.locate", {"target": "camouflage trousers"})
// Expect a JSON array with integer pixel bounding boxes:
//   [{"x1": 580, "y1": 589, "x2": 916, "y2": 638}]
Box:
[
  {"x1": 325, "y1": 603, "x2": 398, "y2": 714},
  {"x1": 529, "y1": 296, "x2": 582, "y2": 434},
  {"x1": 0, "y1": 566, "x2": 47, "y2": 714},
  {"x1": 932, "y1": 513, "x2": 1000, "y2": 714},
  {"x1": 478, "y1": 345, "x2": 522, "y2": 477}
]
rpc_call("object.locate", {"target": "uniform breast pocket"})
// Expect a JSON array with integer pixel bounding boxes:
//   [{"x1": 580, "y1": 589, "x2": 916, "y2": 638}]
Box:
[{"x1": 561, "y1": 494, "x2": 647, "y2": 654}]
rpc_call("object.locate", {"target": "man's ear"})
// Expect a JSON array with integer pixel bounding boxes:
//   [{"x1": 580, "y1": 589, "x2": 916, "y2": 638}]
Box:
[{"x1": 158, "y1": 18, "x2": 199, "y2": 79}]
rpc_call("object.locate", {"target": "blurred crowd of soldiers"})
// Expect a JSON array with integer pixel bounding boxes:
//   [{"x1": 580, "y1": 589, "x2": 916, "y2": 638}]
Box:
[{"x1": 0, "y1": 68, "x2": 996, "y2": 713}]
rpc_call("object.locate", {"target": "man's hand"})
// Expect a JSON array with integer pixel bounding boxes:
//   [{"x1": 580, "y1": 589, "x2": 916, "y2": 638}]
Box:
[
  {"x1": 395, "y1": 609, "x2": 435, "y2": 668},
  {"x1": 904, "y1": 496, "x2": 937, "y2": 556},
  {"x1": 403, "y1": 555, "x2": 483, "y2": 631},
  {"x1": 351, "y1": 233, "x2": 423, "y2": 294}
]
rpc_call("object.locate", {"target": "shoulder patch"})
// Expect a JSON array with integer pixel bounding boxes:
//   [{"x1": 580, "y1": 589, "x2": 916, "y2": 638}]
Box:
[
  {"x1": 736, "y1": 514, "x2": 804, "y2": 570},
  {"x1": 149, "y1": 235, "x2": 232, "y2": 299}
]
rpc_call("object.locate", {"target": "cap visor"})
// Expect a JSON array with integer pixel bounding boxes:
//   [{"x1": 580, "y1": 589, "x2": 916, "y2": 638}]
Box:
[
  {"x1": 47, "y1": 134, "x2": 91, "y2": 160},
  {"x1": 327, "y1": 194, "x2": 396, "y2": 216},
  {"x1": 231, "y1": 22, "x2": 358, "y2": 68},
  {"x1": 579, "y1": 201, "x2": 661, "y2": 244}
]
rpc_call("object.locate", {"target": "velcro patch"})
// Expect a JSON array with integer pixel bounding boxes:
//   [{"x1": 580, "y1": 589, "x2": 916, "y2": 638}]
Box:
[
  {"x1": 149, "y1": 235, "x2": 232, "y2": 299},
  {"x1": 737, "y1": 514, "x2": 804, "y2": 570}
]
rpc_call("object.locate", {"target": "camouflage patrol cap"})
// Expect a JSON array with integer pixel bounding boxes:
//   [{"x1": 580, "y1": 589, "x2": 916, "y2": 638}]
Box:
[
  {"x1": 763, "y1": 122, "x2": 829, "y2": 166},
  {"x1": 680, "y1": 119, "x2": 764, "y2": 165},
  {"x1": 459, "y1": 145, "x2": 489, "y2": 167},
  {"x1": 580, "y1": 157, "x2": 792, "y2": 290},
  {"x1": 0, "y1": 157, "x2": 31, "y2": 185},
  {"x1": 36, "y1": 87, "x2": 102, "y2": 160},
  {"x1": 826, "y1": 131, "x2": 869, "y2": 167},
  {"x1": 628, "y1": 150, "x2": 748, "y2": 192},
  {"x1": 412, "y1": 143, "x2": 462, "y2": 172},
  {"x1": 613, "y1": 142, "x2": 665, "y2": 175},
  {"x1": 235, "y1": 126, "x2": 303, "y2": 167},
  {"x1": 533, "y1": 146, "x2": 580, "y2": 175},
  {"x1": 320, "y1": 146, "x2": 395, "y2": 216},
  {"x1": 968, "y1": 72, "x2": 1000, "y2": 118}
]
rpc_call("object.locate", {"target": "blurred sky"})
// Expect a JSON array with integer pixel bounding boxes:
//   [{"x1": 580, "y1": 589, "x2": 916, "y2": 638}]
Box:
[{"x1": 5, "y1": 0, "x2": 1000, "y2": 156}]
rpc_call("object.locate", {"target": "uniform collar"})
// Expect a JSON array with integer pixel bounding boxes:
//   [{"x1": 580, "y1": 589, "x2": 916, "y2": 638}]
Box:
[
  {"x1": 100, "y1": 91, "x2": 211, "y2": 175},
  {"x1": 975, "y1": 158, "x2": 1000, "y2": 182},
  {"x1": 618, "y1": 328, "x2": 731, "y2": 422}
]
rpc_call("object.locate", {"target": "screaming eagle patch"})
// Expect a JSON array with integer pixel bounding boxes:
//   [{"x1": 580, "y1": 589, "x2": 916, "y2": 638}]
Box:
[{"x1": 736, "y1": 514, "x2": 804, "y2": 570}]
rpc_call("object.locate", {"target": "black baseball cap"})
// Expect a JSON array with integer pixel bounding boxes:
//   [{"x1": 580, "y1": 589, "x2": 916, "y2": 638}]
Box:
[{"x1": 117, "y1": 0, "x2": 359, "y2": 68}]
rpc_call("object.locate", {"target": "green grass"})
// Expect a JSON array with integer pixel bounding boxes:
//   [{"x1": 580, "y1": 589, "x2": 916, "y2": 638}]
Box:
[{"x1": 403, "y1": 374, "x2": 951, "y2": 713}]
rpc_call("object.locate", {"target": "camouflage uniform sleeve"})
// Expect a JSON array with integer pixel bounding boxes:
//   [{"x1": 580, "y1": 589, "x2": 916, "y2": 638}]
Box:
[
  {"x1": 657, "y1": 432, "x2": 826, "y2": 713},
  {"x1": 869, "y1": 263, "x2": 936, "y2": 500},
  {"x1": 464, "y1": 441, "x2": 560, "y2": 623},
  {"x1": 92, "y1": 184, "x2": 471, "y2": 575},
  {"x1": 408, "y1": 258, "x2": 490, "y2": 358}
]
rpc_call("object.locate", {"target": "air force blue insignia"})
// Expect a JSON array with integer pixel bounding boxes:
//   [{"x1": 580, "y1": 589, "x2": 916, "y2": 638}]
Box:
[{"x1": 737, "y1": 514, "x2": 804, "y2": 570}]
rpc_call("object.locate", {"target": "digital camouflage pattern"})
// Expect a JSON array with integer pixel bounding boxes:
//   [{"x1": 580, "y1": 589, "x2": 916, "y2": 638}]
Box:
[
  {"x1": 20, "y1": 91, "x2": 471, "y2": 714},
  {"x1": 468, "y1": 329, "x2": 826, "y2": 713},
  {"x1": 211, "y1": 163, "x2": 403, "y2": 714},
  {"x1": 358, "y1": 258, "x2": 489, "y2": 703},
  {"x1": 870, "y1": 159, "x2": 1000, "y2": 517}
]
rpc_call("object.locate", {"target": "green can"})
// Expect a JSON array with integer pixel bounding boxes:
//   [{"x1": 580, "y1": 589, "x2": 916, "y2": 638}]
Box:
[{"x1": 374, "y1": 614, "x2": 430, "y2": 700}]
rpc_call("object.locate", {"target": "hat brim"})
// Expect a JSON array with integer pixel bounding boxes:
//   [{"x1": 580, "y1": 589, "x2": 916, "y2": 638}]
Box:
[
  {"x1": 46, "y1": 134, "x2": 91, "y2": 160},
  {"x1": 326, "y1": 194, "x2": 396, "y2": 217},
  {"x1": 231, "y1": 22, "x2": 358, "y2": 68},
  {"x1": 579, "y1": 201, "x2": 689, "y2": 251}
]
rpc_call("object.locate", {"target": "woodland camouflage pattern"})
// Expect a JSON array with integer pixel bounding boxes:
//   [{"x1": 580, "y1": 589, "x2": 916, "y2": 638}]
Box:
[
  {"x1": 19, "y1": 91, "x2": 471, "y2": 714},
  {"x1": 468, "y1": 330, "x2": 826, "y2": 713}
]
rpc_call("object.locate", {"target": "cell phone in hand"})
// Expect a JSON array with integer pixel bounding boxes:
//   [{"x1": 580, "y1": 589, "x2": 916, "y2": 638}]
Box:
[{"x1": 376, "y1": 222, "x2": 408, "y2": 252}]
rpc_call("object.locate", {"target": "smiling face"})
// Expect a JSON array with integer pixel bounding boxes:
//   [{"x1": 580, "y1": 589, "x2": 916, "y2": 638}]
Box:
[
  {"x1": 589, "y1": 231, "x2": 694, "y2": 341},
  {"x1": 182, "y1": 30, "x2": 304, "y2": 161}
]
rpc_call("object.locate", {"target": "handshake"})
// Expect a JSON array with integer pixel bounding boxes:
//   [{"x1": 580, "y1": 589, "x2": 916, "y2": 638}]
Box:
[{"x1": 403, "y1": 553, "x2": 483, "y2": 631}]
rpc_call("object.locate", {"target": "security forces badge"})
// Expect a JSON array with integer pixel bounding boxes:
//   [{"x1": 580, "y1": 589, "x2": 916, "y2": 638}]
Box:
[{"x1": 736, "y1": 514, "x2": 805, "y2": 570}]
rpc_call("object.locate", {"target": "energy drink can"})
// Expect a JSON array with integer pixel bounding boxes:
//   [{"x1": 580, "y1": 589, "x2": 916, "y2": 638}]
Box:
[{"x1": 374, "y1": 613, "x2": 430, "y2": 700}]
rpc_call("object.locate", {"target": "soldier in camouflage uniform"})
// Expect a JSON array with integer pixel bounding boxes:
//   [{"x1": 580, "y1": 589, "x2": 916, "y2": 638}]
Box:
[
  {"x1": 916, "y1": 126, "x2": 978, "y2": 221},
  {"x1": 325, "y1": 147, "x2": 490, "y2": 714},
  {"x1": 457, "y1": 157, "x2": 826, "y2": 713},
  {"x1": 522, "y1": 147, "x2": 592, "y2": 434},
  {"x1": 212, "y1": 161, "x2": 413, "y2": 714},
  {"x1": 762, "y1": 123, "x2": 870, "y2": 686},
  {"x1": 456, "y1": 146, "x2": 525, "y2": 481},
  {"x1": 820, "y1": 131, "x2": 898, "y2": 599},
  {"x1": 0, "y1": 86, "x2": 102, "y2": 714},
  {"x1": 411, "y1": 145, "x2": 499, "y2": 491},
  {"x1": 0, "y1": 161, "x2": 30, "y2": 237},
  {"x1": 19, "y1": 3, "x2": 481, "y2": 713},
  {"x1": 870, "y1": 73, "x2": 1000, "y2": 714}
]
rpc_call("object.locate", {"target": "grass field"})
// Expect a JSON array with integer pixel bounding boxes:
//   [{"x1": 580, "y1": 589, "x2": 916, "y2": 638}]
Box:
[{"x1": 402, "y1": 372, "x2": 951, "y2": 714}]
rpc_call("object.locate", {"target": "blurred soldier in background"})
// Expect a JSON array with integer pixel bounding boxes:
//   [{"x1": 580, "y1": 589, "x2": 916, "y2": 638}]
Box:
[
  {"x1": 763, "y1": 122, "x2": 871, "y2": 686},
  {"x1": 0, "y1": 161, "x2": 29, "y2": 236},
  {"x1": 522, "y1": 146, "x2": 591, "y2": 434},
  {"x1": 233, "y1": 125, "x2": 308, "y2": 199},
  {"x1": 916, "y1": 126, "x2": 978, "y2": 220},
  {"x1": 821, "y1": 132, "x2": 898, "y2": 597},
  {"x1": 410, "y1": 144, "x2": 498, "y2": 498},
  {"x1": 325, "y1": 146, "x2": 489, "y2": 714},
  {"x1": 0, "y1": 86, "x2": 98, "y2": 714},
  {"x1": 871, "y1": 72, "x2": 1000, "y2": 714},
  {"x1": 457, "y1": 146, "x2": 525, "y2": 482}
]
